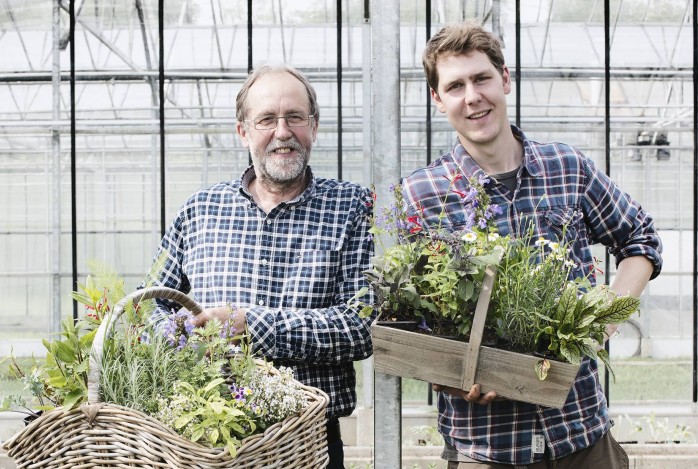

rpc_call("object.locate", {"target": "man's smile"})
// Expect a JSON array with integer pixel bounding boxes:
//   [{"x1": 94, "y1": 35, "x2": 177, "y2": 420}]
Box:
[{"x1": 468, "y1": 110, "x2": 490, "y2": 120}]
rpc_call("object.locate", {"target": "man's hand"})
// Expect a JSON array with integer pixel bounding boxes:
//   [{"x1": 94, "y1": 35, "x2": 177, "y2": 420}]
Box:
[
  {"x1": 190, "y1": 305, "x2": 247, "y2": 341},
  {"x1": 432, "y1": 383, "x2": 498, "y2": 406}
]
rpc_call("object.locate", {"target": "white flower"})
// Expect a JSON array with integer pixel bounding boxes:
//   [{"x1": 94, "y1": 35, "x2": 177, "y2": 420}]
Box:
[
  {"x1": 549, "y1": 242, "x2": 560, "y2": 251},
  {"x1": 461, "y1": 232, "x2": 477, "y2": 242},
  {"x1": 534, "y1": 237, "x2": 548, "y2": 247},
  {"x1": 487, "y1": 233, "x2": 500, "y2": 241}
]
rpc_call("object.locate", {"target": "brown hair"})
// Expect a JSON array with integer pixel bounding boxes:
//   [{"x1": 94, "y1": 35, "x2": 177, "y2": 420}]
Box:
[
  {"x1": 422, "y1": 20, "x2": 505, "y2": 91},
  {"x1": 235, "y1": 64, "x2": 319, "y2": 123}
]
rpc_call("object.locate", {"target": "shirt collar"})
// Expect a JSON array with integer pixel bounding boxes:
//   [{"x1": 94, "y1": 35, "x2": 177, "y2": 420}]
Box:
[
  {"x1": 511, "y1": 125, "x2": 544, "y2": 177},
  {"x1": 239, "y1": 165, "x2": 316, "y2": 206},
  {"x1": 451, "y1": 125, "x2": 544, "y2": 178}
]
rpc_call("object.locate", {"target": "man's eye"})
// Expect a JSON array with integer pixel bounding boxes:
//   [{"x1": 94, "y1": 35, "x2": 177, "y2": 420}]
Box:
[
  {"x1": 256, "y1": 116, "x2": 276, "y2": 126},
  {"x1": 286, "y1": 114, "x2": 306, "y2": 124}
]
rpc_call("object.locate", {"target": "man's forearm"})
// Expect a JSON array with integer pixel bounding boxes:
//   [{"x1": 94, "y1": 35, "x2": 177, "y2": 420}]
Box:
[{"x1": 610, "y1": 255, "x2": 654, "y2": 298}]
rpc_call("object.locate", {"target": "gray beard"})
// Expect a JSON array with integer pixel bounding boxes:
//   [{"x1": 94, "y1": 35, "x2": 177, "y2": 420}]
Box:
[{"x1": 252, "y1": 144, "x2": 310, "y2": 185}]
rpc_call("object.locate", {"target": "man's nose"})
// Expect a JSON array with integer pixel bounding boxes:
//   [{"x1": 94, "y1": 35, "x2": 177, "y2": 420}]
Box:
[
  {"x1": 274, "y1": 117, "x2": 293, "y2": 138},
  {"x1": 464, "y1": 84, "x2": 482, "y2": 105}
]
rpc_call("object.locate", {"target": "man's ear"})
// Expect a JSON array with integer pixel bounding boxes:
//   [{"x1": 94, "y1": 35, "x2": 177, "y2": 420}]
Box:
[
  {"x1": 311, "y1": 117, "x2": 319, "y2": 142},
  {"x1": 430, "y1": 88, "x2": 446, "y2": 113},
  {"x1": 236, "y1": 121, "x2": 250, "y2": 148},
  {"x1": 502, "y1": 65, "x2": 512, "y2": 95}
]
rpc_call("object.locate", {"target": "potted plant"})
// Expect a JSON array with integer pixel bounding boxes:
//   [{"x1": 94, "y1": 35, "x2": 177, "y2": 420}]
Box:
[{"x1": 356, "y1": 175, "x2": 640, "y2": 408}]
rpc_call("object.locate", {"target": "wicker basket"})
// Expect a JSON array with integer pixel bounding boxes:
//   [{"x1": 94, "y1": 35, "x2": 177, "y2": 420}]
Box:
[{"x1": 3, "y1": 287, "x2": 330, "y2": 468}]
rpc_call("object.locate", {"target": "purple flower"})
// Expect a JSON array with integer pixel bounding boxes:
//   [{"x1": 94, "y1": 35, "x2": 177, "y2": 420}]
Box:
[
  {"x1": 220, "y1": 319, "x2": 237, "y2": 340},
  {"x1": 417, "y1": 317, "x2": 432, "y2": 332},
  {"x1": 163, "y1": 309, "x2": 195, "y2": 350},
  {"x1": 229, "y1": 383, "x2": 251, "y2": 403}
]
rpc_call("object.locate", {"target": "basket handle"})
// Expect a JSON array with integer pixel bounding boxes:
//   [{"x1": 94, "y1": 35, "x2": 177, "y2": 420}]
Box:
[{"x1": 87, "y1": 286, "x2": 204, "y2": 404}]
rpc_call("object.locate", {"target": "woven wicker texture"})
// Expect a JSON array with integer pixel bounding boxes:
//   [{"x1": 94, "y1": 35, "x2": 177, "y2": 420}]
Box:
[{"x1": 3, "y1": 287, "x2": 330, "y2": 468}]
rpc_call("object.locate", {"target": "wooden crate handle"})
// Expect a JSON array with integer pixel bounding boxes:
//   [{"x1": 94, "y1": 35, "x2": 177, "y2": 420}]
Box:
[{"x1": 461, "y1": 264, "x2": 497, "y2": 390}]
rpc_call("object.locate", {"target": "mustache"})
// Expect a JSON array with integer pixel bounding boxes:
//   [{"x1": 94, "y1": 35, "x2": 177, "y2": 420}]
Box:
[{"x1": 266, "y1": 139, "x2": 303, "y2": 153}]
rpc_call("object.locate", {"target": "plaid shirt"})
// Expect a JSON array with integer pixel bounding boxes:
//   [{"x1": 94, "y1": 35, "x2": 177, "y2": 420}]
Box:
[
  {"x1": 146, "y1": 166, "x2": 375, "y2": 419},
  {"x1": 402, "y1": 125, "x2": 662, "y2": 464}
]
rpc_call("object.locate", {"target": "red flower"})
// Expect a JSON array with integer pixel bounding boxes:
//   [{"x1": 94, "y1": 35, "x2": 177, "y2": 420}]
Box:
[{"x1": 407, "y1": 215, "x2": 422, "y2": 234}]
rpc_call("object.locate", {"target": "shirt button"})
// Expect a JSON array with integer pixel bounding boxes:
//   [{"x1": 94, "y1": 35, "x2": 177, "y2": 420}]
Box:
[
  {"x1": 266, "y1": 220, "x2": 272, "y2": 225},
  {"x1": 261, "y1": 259, "x2": 268, "y2": 266},
  {"x1": 258, "y1": 300, "x2": 264, "y2": 306}
]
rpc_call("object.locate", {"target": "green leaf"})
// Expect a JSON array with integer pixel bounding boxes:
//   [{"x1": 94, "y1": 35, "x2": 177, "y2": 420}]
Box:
[
  {"x1": 191, "y1": 426, "x2": 205, "y2": 442},
  {"x1": 535, "y1": 358, "x2": 551, "y2": 381},
  {"x1": 595, "y1": 297, "x2": 640, "y2": 325},
  {"x1": 74, "y1": 359, "x2": 90, "y2": 374},
  {"x1": 559, "y1": 343, "x2": 582, "y2": 365},
  {"x1": 209, "y1": 400, "x2": 225, "y2": 414},
  {"x1": 61, "y1": 389, "x2": 85, "y2": 411},
  {"x1": 577, "y1": 314, "x2": 597, "y2": 329},
  {"x1": 555, "y1": 284, "x2": 577, "y2": 322},
  {"x1": 597, "y1": 349, "x2": 616, "y2": 382},
  {"x1": 227, "y1": 441, "x2": 238, "y2": 458},
  {"x1": 577, "y1": 342, "x2": 598, "y2": 361},
  {"x1": 359, "y1": 305, "x2": 374, "y2": 319},
  {"x1": 209, "y1": 428, "x2": 220, "y2": 445},
  {"x1": 203, "y1": 377, "x2": 226, "y2": 393},
  {"x1": 53, "y1": 341, "x2": 77, "y2": 364},
  {"x1": 79, "y1": 329, "x2": 98, "y2": 348},
  {"x1": 71, "y1": 291, "x2": 94, "y2": 306},
  {"x1": 48, "y1": 375, "x2": 67, "y2": 388},
  {"x1": 174, "y1": 414, "x2": 195, "y2": 429},
  {"x1": 227, "y1": 421, "x2": 246, "y2": 434}
]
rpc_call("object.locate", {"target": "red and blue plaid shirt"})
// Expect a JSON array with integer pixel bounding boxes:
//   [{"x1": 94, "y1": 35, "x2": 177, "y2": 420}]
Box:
[
  {"x1": 145, "y1": 166, "x2": 375, "y2": 419},
  {"x1": 402, "y1": 125, "x2": 662, "y2": 464}
]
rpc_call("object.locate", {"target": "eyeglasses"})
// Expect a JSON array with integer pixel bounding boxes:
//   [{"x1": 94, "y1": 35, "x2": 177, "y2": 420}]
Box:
[{"x1": 245, "y1": 113, "x2": 314, "y2": 131}]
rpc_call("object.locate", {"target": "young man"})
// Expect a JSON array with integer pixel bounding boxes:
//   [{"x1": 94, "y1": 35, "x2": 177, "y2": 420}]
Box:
[
  {"x1": 402, "y1": 21, "x2": 662, "y2": 468},
  {"x1": 144, "y1": 64, "x2": 375, "y2": 468}
]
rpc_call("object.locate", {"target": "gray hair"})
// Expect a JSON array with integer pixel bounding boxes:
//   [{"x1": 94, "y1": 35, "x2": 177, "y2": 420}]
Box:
[{"x1": 235, "y1": 64, "x2": 320, "y2": 123}]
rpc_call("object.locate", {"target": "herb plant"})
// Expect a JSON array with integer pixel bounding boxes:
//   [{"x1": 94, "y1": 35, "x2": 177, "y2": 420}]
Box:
[
  {"x1": 360, "y1": 174, "x2": 642, "y2": 380},
  {"x1": 2, "y1": 267, "x2": 309, "y2": 458}
]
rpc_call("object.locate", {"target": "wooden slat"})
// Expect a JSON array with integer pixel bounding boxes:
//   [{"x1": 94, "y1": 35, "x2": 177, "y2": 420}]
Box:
[
  {"x1": 461, "y1": 265, "x2": 497, "y2": 390},
  {"x1": 372, "y1": 324, "x2": 579, "y2": 408}
]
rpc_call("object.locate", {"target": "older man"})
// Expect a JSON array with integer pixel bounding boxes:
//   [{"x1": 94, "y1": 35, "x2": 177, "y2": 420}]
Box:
[{"x1": 145, "y1": 64, "x2": 375, "y2": 468}]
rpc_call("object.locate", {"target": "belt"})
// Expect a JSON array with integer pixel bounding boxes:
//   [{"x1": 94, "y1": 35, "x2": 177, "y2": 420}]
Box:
[{"x1": 326, "y1": 417, "x2": 342, "y2": 444}]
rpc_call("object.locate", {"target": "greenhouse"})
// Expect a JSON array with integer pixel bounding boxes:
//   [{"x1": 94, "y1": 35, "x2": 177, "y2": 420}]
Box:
[{"x1": 0, "y1": 0, "x2": 696, "y2": 467}]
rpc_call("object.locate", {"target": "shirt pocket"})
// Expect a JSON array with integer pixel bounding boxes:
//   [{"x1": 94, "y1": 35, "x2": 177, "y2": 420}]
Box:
[
  {"x1": 543, "y1": 206, "x2": 589, "y2": 278},
  {"x1": 285, "y1": 249, "x2": 341, "y2": 307},
  {"x1": 543, "y1": 206, "x2": 581, "y2": 243}
]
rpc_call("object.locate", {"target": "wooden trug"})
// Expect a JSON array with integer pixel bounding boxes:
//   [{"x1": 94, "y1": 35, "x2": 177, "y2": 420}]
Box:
[{"x1": 371, "y1": 265, "x2": 580, "y2": 409}]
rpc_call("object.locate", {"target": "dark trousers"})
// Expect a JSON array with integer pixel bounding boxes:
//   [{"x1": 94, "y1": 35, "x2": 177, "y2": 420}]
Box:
[
  {"x1": 326, "y1": 417, "x2": 344, "y2": 469},
  {"x1": 447, "y1": 431, "x2": 628, "y2": 469}
]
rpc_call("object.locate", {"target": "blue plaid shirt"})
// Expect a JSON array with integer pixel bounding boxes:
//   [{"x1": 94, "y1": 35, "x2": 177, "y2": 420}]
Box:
[
  {"x1": 402, "y1": 125, "x2": 662, "y2": 464},
  {"x1": 146, "y1": 166, "x2": 375, "y2": 418}
]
